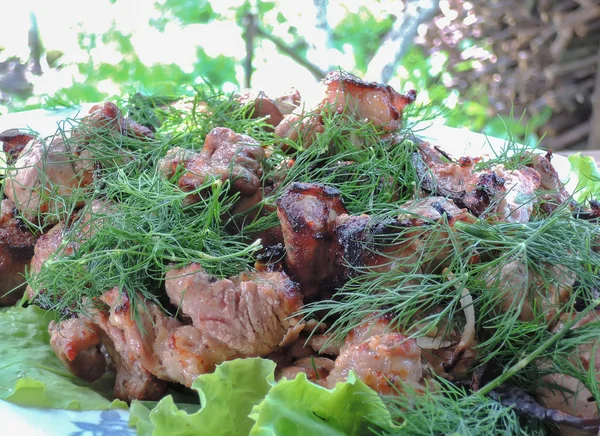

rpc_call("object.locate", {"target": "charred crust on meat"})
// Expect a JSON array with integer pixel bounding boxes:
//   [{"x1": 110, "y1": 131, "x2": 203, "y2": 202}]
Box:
[
  {"x1": 458, "y1": 156, "x2": 474, "y2": 167},
  {"x1": 283, "y1": 182, "x2": 343, "y2": 199},
  {"x1": 111, "y1": 293, "x2": 131, "y2": 315},
  {"x1": 323, "y1": 71, "x2": 417, "y2": 103},
  {"x1": 477, "y1": 172, "x2": 505, "y2": 192},
  {"x1": 256, "y1": 243, "x2": 286, "y2": 263},
  {"x1": 430, "y1": 201, "x2": 451, "y2": 220},
  {"x1": 0, "y1": 129, "x2": 36, "y2": 161}
]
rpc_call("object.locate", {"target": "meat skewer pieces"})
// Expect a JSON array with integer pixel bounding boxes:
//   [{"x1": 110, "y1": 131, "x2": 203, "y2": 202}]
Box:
[
  {"x1": 275, "y1": 71, "x2": 416, "y2": 148},
  {"x1": 415, "y1": 141, "x2": 544, "y2": 223},
  {"x1": 49, "y1": 264, "x2": 304, "y2": 401},
  {"x1": 3, "y1": 102, "x2": 152, "y2": 224},
  {"x1": 159, "y1": 127, "x2": 264, "y2": 205},
  {"x1": 276, "y1": 182, "x2": 475, "y2": 298},
  {"x1": 0, "y1": 199, "x2": 36, "y2": 305}
]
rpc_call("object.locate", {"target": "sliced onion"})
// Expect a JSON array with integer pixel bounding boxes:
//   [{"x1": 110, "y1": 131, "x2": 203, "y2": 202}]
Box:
[
  {"x1": 416, "y1": 336, "x2": 452, "y2": 350},
  {"x1": 457, "y1": 287, "x2": 476, "y2": 352}
]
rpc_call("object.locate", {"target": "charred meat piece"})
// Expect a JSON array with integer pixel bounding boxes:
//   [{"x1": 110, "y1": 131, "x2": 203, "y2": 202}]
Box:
[
  {"x1": 325, "y1": 317, "x2": 424, "y2": 395},
  {"x1": 0, "y1": 129, "x2": 36, "y2": 162},
  {"x1": 165, "y1": 263, "x2": 304, "y2": 361},
  {"x1": 415, "y1": 141, "x2": 541, "y2": 223},
  {"x1": 277, "y1": 182, "x2": 475, "y2": 297},
  {"x1": 320, "y1": 70, "x2": 416, "y2": 131},
  {"x1": 159, "y1": 127, "x2": 264, "y2": 204},
  {"x1": 0, "y1": 199, "x2": 36, "y2": 305},
  {"x1": 275, "y1": 71, "x2": 415, "y2": 148},
  {"x1": 276, "y1": 182, "x2": 348, "y2": 298},
  {"x1": 76, "y1": 102, "x2": 154, "y2": 140}
]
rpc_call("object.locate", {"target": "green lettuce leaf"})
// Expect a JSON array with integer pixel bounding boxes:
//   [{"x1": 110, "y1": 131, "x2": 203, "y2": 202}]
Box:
[
  {"x1": 568, "y1": 153, "x2": 600, "y2": 202},
  {"x1": 130, "y1": 358, "x2": 392, "y2": 436},
  {"x1": 249, "y1": 372, "x2": 393, "y2": 436},
  {"x1": 0, "y1": 305, "x2": 125, "y2": 410},
  {"x1": 129, "y1": 357, "x2": 276, "y2": 436}
]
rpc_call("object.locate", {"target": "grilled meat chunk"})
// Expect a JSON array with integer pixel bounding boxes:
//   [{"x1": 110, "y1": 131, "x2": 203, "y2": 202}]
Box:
[
  {"x1": 278, "y1": 356, "x2": 335, "y2": 384},
  {"x1": 237, "y1": 88, "x2": 301, "y2": 128},
  {"x1": 0, "y1": 129, "x2": 36, "y2": 161},
  {"x1": 415, "y1": 141, "x2": 541, "y2": 222},
  {"x1": 165, "y1": 263, "x2": 304, "y2": 360},
  {"x1": 49, "y1": 317, "x2": 107, "y2": 383},
  {"x1": 528, "y1": 152, "x2": 570, "y2": 214},
  {"x1": 486, "y1": 260, "x2": 574, "y2": 324},
  {"x1": 325, "y1": 317, "x2": 423, "y2": 394},
  {"x1": 77, "y1": 102, "x2": 154, "y2": 139},
  {"x1": 25, "y1": 200, "x2": 111, "y2": 301},
  {"x1": 275, "y1": 71, "x2": 415, "y2": 148},
  {"x1": 49, "y1": 265, "x2": 304, "y2": 399},
  {"x1": 93, "y1": 290, "x2": 169, "y2": 401},
  {"x1": 276, "y1": 182, "x2": 348, "y2": 298},
  {"x1": 320, "y1": 70, "x2": 416, "y2": 131},
  {"x1": 536, "y1": 312, "x2": 600, "y2": 436},
  {"x1": 159, "y1": 127, "x2": 264, "y2": 204},
  {"x1": 0, "y1": 199, "x2": 36, "y2": 305},
  {"x1": 3, "y1": 137, "x2": 95, "y2": 223},
  {"x1": 277, "y1": 182, "x2": 475, "y2": 297}
]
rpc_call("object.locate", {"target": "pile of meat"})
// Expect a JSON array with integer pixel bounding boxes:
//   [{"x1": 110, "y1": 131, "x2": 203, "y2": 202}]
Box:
[{"x1": 0, "y1": 71, "x2": 592, "y2": 431}]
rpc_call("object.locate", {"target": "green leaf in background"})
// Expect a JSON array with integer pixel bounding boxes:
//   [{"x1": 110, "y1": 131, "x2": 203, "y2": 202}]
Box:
[
  {"x1": 249, "y1": 372, "x2": 393, "y2": 436},
  {"x1": 0, "y1": 306, "x2": 125, "y2": 410},
  {"x1": 568, "y1": 153, "x2": 600, "y2": 202},
  {"x1": 153, "y1": 0, "x2": 217, "y2": 26},
  {"x1": 129, "y1": 358, "x2": 276, "y2": 436}
]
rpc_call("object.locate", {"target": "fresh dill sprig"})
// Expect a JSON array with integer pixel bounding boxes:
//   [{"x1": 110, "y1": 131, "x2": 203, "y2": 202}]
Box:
[
  {"x1": 378, "y1": 379, "x2": 537, "y2": 436},
  {"x1": 28, "y1": 166, "x2": 260, "y2": 318},
  {"x1": 234, "y1": 110, "x2": 420, "y2": 237},
  {"x1": 153, "y1": 86, "x2": 274, "y2": 149}
]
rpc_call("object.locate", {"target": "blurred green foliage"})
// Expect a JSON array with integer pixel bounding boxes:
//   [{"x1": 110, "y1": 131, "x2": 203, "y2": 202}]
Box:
[{"x1": 2, "y1": 0, "x2": 545, "y2": 143}]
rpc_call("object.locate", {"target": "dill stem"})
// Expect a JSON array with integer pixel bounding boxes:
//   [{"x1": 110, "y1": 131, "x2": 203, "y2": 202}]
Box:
[{"x1": 478, "y1": 298, "x2": 600, "y2": 396}]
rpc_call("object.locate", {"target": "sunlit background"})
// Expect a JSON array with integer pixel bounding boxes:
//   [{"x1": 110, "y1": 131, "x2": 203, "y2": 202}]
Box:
[{"x1": 1, "y1": 0, "x2": 598, "y2": 150}]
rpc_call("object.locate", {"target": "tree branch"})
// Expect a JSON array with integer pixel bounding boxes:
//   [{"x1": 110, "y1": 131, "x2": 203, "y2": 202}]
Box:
[
  {"x1": 366, "y1": 0, "x2": 440, "y2": 84},
  {"x1": 587, "y1": 44, "x2": 600, "y2": 149},
  {"x1": 242, "y1": 12, "x2": 257, "y2": 88},
  {"x1": 255, "y1": 26, "x2": 327, "y2": 81},
  {"x1": 309, "y1": 0, "x2": 332, "y2": 71},
  {"x1": 28, "y1": 12, "x2": 43, "y2": 76}
]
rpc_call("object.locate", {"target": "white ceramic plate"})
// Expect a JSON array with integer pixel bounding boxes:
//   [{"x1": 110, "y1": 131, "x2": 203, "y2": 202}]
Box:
[{"x1": 0, "y1": 109, "x2": 575, "y2": 436}]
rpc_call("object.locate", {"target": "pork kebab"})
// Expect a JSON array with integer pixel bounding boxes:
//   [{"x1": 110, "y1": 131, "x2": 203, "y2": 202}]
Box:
[{"x1": 2, "y1": 71, "x2": 600, "y2": 435}]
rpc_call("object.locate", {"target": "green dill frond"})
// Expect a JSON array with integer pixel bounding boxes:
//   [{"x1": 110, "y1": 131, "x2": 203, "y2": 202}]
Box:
[
  {"x1": 153, "y1": 87, "x2": 274, "y2": 149},
  {"x1": 27, "y1": 158, "x2": 259, "y2": 319},
  {"x1": 377, "y1": 379, "x2": 536, "y2": 436}
]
